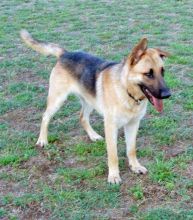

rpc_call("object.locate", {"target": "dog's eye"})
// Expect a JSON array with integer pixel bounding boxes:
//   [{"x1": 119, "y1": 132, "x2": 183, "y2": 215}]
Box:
[
  {"x1": 161, "y1": 67, "x2": 165, "y2": 77},
  {"x1": 144, "y1": 69, "x2": 154, "y2": 79}
]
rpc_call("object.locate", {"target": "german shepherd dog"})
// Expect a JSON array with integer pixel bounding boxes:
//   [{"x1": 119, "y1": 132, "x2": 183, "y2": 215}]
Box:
[{"x1": 20, "y1": 30, "x2": 171, "y2": 184}]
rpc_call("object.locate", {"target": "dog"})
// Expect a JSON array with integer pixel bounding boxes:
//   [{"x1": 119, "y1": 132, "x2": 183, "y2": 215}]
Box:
[{"x1": 20, "y1": 30, "x2": 171, "y2": 184}]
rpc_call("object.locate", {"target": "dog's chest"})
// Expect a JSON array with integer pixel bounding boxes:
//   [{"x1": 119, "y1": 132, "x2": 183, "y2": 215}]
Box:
[{"x1": 116, "y1": 101, "x2": 147, "y2": 128}]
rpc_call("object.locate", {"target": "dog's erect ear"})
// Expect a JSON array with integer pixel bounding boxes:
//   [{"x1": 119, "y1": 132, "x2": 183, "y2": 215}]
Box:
[
  {"x1": 129, "y1": 38, "x2": 148, "y2": 66},
  {"x1": 156, "y1": 48, "x2": 170, "y2": 59}
]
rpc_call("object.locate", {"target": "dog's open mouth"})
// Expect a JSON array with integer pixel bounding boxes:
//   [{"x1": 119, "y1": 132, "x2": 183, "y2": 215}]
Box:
[{"x1": 140, "y1": 86, "x2": 163, "y2": 113}]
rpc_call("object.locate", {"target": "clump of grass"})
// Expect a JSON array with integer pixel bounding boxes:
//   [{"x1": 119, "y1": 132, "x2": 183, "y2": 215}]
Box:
[
  {"x1": 0, "y1": 154, "x2": 20, "y2": 166},
  {"x1": 129, "y1": 184, "x2": 144, "y2": 200},
  {"x1": 57, "y1": 162, "x2": 106, "y2": 183},
  {"x1": 74, "y1": 140, "x2": 106, "y2": 157},
  {"x1": 140, "y1": 208, "x2": 193, "y2": 220},
  {"x1": 148, "y1": 158, "x2": 176, "y2": 185},
  {"x1": 0, "y1": 208, "x2": 7, "y2": 218}
]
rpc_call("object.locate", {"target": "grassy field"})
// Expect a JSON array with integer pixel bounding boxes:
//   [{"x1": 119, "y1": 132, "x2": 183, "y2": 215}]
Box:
[{"x1": 0, "y1": 0, "x2": 193, "y2": 219}]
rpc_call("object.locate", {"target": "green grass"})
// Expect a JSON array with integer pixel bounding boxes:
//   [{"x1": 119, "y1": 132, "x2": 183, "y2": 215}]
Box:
[
  {"x1": 129, "y1": 184, "x2": 144, "y2": 200},
  {"x1": 0, "y1": 0, "x2": 193, "y2": 219},
  {"x1": 57, "y1": 162, "x2": 106, "y2": 184},
  {"x1": 148, "y1": 158, "x2": 176, "y2": 184},
  {"x1": 74, "y1": 140, "x2": 106, "y2": 157},
  {"x1": 140, "y1": 208, "x2": 193, "y2": 220}
]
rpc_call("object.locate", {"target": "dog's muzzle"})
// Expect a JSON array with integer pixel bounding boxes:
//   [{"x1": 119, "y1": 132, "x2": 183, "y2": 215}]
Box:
[{"x1": 160, "y1": 88, "x2": 171, "y2": 99}]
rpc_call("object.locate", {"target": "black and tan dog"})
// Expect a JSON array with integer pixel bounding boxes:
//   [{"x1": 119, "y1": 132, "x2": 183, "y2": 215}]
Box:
[{"x1": 20, "y1": 30, "x2": 171, "y2": 184}]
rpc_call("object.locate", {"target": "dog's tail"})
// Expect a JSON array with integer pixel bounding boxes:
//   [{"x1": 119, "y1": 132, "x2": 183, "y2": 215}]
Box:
[{"x1": 20, "y1": 29, "x2": 65, "y2": 58}]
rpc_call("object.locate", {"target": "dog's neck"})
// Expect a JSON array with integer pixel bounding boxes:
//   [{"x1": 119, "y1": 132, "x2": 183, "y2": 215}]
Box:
[
  {"x1": 127, "y1": 90, "x2": 145, "y2": 105},
  {"x1": 120, "y1": 65, "x2": 146, "y2": 104},
  {"x1": 126, "y1": 83, "x2": 146, "y2": 104}
]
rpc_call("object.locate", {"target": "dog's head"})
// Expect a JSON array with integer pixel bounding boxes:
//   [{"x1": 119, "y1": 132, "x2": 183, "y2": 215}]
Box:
[{"x1": 124, "y1": 38, "x2": 171, "y2": 112}]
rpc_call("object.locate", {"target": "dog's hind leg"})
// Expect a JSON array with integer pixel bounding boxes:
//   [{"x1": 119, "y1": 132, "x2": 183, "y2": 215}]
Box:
[
  {"x1": 80, "y1": 99, "x2": 103, "y2": 141},
  {"x1": 36, "y1": 67, "x2": 71, "y2": 147}
]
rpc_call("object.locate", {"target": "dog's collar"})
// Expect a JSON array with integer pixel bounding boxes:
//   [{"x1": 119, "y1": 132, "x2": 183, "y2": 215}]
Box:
[{"x1": 127, "y1": 91, "x2": 145, "y2": 105}]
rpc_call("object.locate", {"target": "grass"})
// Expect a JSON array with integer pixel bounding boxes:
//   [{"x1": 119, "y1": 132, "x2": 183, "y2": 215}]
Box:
[
  {"x1": 129, "y1": 184, "x2": 144, "y2": 200},
  {"x1": 0, "y1": 0, "x2": 193, "y2": 219},
  {"x1": 141, "y1": 208, "x2": 193, "y2": 220}
]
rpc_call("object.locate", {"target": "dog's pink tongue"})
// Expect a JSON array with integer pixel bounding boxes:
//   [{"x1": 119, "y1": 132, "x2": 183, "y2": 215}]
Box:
[{"x1": 152, "y1": 97, "x2": 163, "y2": 112}]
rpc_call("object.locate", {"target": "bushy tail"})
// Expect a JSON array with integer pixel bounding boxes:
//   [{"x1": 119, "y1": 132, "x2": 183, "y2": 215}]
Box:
[{"x1": 20, "y1": 29, "x2": 65, "y2": 58}]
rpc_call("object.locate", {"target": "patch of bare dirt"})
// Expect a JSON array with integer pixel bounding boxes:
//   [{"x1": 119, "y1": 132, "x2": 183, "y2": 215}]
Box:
[
  {"x1": 0, "y1": 166, "x2": 51, "y2": 219},
  {"x1": 15, "y1": 70, "x2": 48, "y2": 88},
  {"x1": 96, "y1": 177, "x2": 173, "y2": 219},
  {"x1": 160, "y1": 144, "x2": 186, "y2": 159},
  {"x1": 12, "y1": 202, "x2": 51, "y2": 220},
  {"x1": 1, "y1": 107, "x2": 40, "y2": 133},
  {"x1": 23, "y1": 155, "x2": 52, "y2": 170},
  {"x1": 184, "y1": 161, "x2": 193, "y2": 180},
  {"x1": 0, "y1": 180, "x2": 13, "y2": 196},
  {"x1": 0, "y1": 168, "x2": 28, "y2": 204},
  {"x1": 19, "y1": 154, "x2": 59, "y2": 190}
]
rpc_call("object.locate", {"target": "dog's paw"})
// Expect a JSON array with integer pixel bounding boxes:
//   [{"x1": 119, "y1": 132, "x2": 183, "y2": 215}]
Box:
[
  {"x1": 108, "y1": 173, "x2": 122, "y2": 184},
  {"x1": 130, "y1": 165, "x2": 148, "y2": 174},
  {"x1": 36, "y1": 139, "x2": 48, "y2": 148},
  {"x1": 89, "y1": 133, "x2": 103, "y2": 142}
]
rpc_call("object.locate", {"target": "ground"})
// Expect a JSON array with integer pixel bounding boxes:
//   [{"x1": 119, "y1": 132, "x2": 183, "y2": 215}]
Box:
[{"x1": 0, "y1": 0, "x2": 193, "y2": 219}]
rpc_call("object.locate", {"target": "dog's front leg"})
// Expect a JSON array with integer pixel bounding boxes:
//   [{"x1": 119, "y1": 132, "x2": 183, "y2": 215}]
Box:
[
  {"x1": 124, "y1": 121, "x2": 147, "y2": 174},
  {"x1": 104, "y1": 117, "x2": 121, "y2": 184}
]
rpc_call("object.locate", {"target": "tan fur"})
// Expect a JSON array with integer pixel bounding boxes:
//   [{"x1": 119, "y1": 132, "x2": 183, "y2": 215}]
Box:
[
  {"x1": 20, "y1": 30, "x2": 65, "y2": 58},
  {"x1": 21, "y1": 32, "x2": 169, "y2": 184}
]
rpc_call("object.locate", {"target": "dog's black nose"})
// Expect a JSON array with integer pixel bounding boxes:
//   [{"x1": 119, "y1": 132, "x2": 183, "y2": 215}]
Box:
[{"x1": 161, "y1": 89, "x2": 171, "y2": 99}]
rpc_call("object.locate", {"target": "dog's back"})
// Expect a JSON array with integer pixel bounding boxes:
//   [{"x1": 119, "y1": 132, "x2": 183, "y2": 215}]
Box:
[{"x1": 59, "y1": 51, "x2": 117, "y2": 95}]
